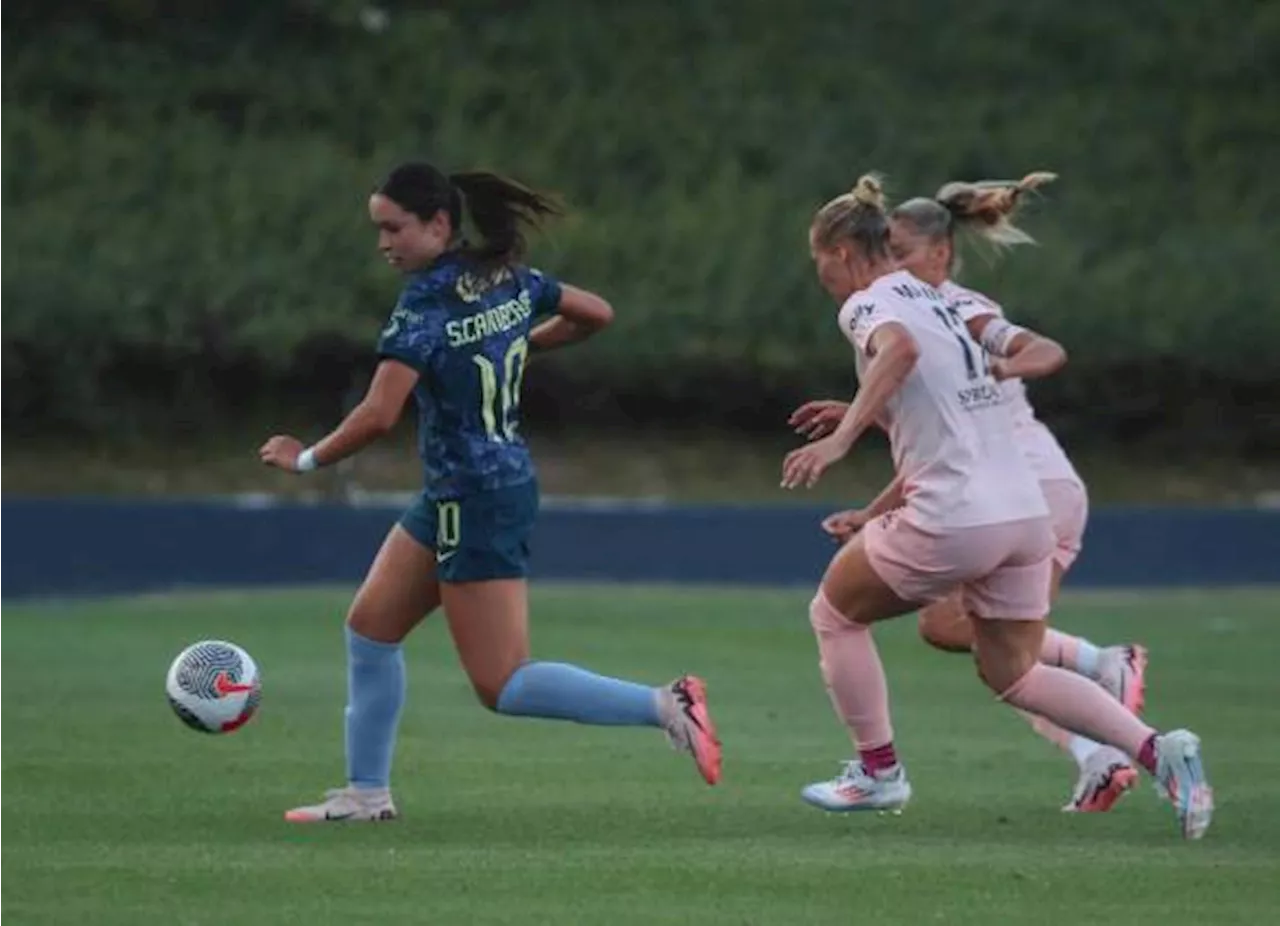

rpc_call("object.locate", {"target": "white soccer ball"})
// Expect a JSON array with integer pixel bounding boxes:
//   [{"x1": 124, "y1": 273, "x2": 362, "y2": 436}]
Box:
[{"x1": 165, "y1": 640, "x2": 261, "y2": 734}]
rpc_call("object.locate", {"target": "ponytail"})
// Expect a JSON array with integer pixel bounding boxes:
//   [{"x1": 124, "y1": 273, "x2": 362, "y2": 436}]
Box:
[
  {"x1": 934, "y1": 172, "x2": 1057, "y2": 249},
  {"x1": 377, "y1": 161, "x2": 562, "y2": 267},
  {"x1": 449, "y1": 171, "x2": 562, "y2": 265}
]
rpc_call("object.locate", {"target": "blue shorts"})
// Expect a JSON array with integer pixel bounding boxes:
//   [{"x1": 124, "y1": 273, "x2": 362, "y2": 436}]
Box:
[{"x1": 399, "y1": 480, "x2": 538, "y2": 583}]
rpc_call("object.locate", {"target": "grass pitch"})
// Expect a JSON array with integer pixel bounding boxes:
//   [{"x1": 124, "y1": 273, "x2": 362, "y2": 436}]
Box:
[{"x1": 4, "y1": 585, "x2": 1278, "y2": 925}]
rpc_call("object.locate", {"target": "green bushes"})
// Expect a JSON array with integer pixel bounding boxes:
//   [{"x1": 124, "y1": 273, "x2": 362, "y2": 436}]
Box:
[{"x1": 4, "y1": 1, "x2": 1277, "y2": 448}]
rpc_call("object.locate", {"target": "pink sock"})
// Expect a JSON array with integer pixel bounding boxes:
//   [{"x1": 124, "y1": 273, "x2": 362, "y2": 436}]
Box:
[
  {"x1": 1001, "y1": 664, "x2": 1155, "y2": 760},
  {"x1": 1018, "y1": 709, "x2": 1076, "y2": 754},
  {"x1": 809, "y1": 591, "x2": 894, "y2": 754}
]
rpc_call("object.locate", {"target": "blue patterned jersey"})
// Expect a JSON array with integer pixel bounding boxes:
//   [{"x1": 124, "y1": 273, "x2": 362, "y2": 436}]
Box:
[{"x1": 376, "y1": 251, "x2": 562, "y2": 499}]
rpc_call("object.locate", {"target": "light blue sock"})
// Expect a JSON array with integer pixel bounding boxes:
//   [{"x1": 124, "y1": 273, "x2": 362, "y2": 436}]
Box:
[
  {"x1": 1075, "y1": 640, "x2": 1102, "y2": 679},
  {"x1": 345, "y1": 626, "x2": 406, "y2": 789},
  {"x1": 496, "y1": 661, "x2": 662, "y2": 727}
]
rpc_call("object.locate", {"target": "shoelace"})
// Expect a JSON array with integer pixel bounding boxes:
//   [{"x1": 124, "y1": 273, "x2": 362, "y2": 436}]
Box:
[{"x1": 836, "y1": 760, "x2": 872, "y2": 784}]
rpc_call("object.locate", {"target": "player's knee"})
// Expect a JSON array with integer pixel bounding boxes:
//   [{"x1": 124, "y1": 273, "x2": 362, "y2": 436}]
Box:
[
  {"x1": 469, "y1": 666, "x2": 521, "y2": 711},
  {"x1": 809, "y1": 590, "x2": 865, "y2": 634},
  {"x1": 973, "y1": 647, "x2": 1032, "y2": 695},
  {"x1": 918, "y1": 610, "x2": 973, "y2": 654},
  {"x1": 471, "y1": 678, "x2": 504, "y2": 711},
  {"x1": 345, "y1": 602, "x2": 384, "y2": 642},
  {"x1": 345, "y1": 602, "x2": 390, "y2": 644},
  {"x1": 973, "y1": 656, "x2": 1000, "y2": 694}
]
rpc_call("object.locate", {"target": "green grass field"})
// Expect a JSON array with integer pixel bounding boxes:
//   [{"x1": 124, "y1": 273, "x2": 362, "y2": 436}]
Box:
[{"x1": 4, "y1": 586, "x2": 1278, "y2": 925}]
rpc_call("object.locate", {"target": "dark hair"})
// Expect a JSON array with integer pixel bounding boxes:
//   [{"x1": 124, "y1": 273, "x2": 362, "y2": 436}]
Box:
[
  {"x1": 376, "y1": 162, "x2": 562, "y2": 265},
  {"x1": 811, "y1": 173, "x2": 891, "y2": 260}
]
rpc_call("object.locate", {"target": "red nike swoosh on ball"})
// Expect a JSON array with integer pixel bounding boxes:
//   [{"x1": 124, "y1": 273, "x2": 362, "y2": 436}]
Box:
[{"x1": 214, "y1": 671, "x2": 255, "y2": 696}]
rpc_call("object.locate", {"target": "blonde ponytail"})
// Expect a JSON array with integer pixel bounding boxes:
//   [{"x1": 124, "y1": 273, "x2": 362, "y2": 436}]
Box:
[{"x1": 934, "y1": 171, "x2": 1057, "y2": 248}]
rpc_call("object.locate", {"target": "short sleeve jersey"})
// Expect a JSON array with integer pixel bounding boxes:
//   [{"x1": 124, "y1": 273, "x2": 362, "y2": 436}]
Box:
[
  {"x1": 376, "y1": 251, "x2": 562, "y2": 499},
  {"x1": 838, "y1": 270, "x2": 1048, "y2": 530}
]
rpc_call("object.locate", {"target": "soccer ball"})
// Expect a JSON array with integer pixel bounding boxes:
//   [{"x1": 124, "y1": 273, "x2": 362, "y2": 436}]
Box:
[{"x1": 165, "y1": 640, "x2": 261, "y2": 734}]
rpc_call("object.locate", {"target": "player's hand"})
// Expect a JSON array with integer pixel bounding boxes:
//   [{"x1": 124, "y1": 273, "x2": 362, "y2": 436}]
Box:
[
  {"x1": 259, "y1": 435, "x2": 305, "y2": 472},
  {"x1": 821, "y1": 508, "x2": 869, "y2": 544},
  {"x1": 781, "y1": 435, "x2": 850, "y2": 490},
  {"x1": 989, "y1": 358, "x2": 1012, "y2": 381},
  {"x1": 788, "y1": 399, "x2": 849, "y2": 440}
]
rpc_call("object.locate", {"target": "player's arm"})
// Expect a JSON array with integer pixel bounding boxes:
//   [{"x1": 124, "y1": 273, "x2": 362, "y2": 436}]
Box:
[
  {"x1": 259, "y1": 360, "x2": 418, "y2": 473},
  {"x1": 827, "y1": 323, "x2": 919, "y2": 451},
  {"x1": 782, "y1": 322, "x2": 918, "y2": 489},
  {"x1": 966, "y1": 313, "x2": 1066, "y2": 382},
  {"x1": 530, "y1": 284, "x2": 614, "y2": 353}
]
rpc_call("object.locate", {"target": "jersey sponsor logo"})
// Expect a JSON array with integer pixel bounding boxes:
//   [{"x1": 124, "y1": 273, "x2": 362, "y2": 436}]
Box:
[
  {"x1": 846, "y1": 302, "x2": 876, "y2": 331},
  {"x1": 956, "y1": 382, "x2": 1004, "y2": 411}
]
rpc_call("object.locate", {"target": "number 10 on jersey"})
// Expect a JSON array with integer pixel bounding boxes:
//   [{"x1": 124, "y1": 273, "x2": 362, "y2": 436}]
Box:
[{"x1": 472, "y1": 336, "x2": 529, "y2": 442}]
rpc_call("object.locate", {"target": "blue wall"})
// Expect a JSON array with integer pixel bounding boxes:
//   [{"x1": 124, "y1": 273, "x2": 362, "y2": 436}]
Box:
[{"x1": 3, "y1": 498, "x2": 1277, "y2": 600}]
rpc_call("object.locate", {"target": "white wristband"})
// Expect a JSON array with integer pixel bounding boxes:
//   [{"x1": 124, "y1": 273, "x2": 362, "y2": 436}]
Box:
[
  {"x1": 979, "y1": 318, "x2": 1028, "y2": 357},
  {"x1": 295, "y1": 447, "x2": 320, "y2": 473}
]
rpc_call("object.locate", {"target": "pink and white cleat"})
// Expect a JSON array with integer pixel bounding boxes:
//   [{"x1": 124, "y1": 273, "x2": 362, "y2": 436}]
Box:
[
  {"x1": 1097, "y1": 644, "x2": 1148, "y2": 714},
  {"x1": 662, "y1": 675, "x2": 722, "y2": 785},
  {"x1": 801, "y1": 761, "x2": 912, "y2": 813},
  {"x1": 284, "y1": 786, "x2": 397, "y2": 823},
  {"x1": 1063, "y1": 746, "x2": 1139, "y2": 813}
]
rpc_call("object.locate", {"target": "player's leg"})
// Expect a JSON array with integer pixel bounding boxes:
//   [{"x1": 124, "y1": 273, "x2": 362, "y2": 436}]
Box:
[
  {"x1": 438, "y1": 482, "x2": 721, "y2": 784},
  {"x1": 967, "y1": 525, "x2": 1212, "y2": 838},
  {"x1": 801, "y1": 515, "x2": 927, "y2": 813},
  {"x1": 917, "y1": 593, "x2": 974, "y2": 652},
  {"x1": 1039, "y1": 558, "x2": 1141, "y2": 812},
  {"x1": 1037, "y1": 481, "x2": 1147, "y2": 710},
  {"x1": 1030, "y1": 481, "x2": 1142, "y2": 808},
  {"x1": 285, "y1": 513, "x2": 442, "y2": 823},
  {"x1": 915, "y1": 557, "x2": 1135, "y2": 810}
]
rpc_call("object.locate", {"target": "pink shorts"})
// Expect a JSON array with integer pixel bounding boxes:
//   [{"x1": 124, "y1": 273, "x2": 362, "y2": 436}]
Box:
[
  {"x1": 863, "y1": 511, "x2": 1054, "y2": 620},
  {"x1": 1040, "y1": 479, "x2": 1088, "y2": 570}
]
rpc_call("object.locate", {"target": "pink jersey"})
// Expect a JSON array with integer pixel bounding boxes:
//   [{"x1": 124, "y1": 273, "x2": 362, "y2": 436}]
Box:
[
  {"x1": 940, "y1": 280, "x2": 1082, "y2": 487},
  {"x1": 839, "y1": 270, "x2": 1048, "y2": 531}
]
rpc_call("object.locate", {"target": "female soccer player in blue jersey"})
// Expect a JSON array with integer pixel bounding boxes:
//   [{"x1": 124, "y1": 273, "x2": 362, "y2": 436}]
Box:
[{"x1": 260, "y1": 163, "x2": 721, "y2": 821}]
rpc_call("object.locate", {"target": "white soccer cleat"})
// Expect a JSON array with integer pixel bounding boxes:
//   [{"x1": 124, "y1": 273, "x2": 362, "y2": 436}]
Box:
[
  {"x1": 801, "y1": 761, "x2": 911, "y2": 813},
  {"x1": 1095, "y1": 645, "x2": 1148, "y2": 714},
  {"x1": 1063, "y1": 746, "x2": 1139, "y2": 813},
  {"x1": 284, "y1": 786, "x2": 398, "y2": 823},
  {"x1": 1154, "y1": 730, "x2": 1214, "y2": 840}
]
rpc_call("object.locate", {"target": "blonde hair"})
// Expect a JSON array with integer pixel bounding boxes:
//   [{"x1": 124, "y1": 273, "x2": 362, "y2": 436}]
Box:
[
  {"x1": 934, "y1": 171, "x2": 1057, "y2": 248},
  {"x1": 812, "y1": 172, "x2": 891, "y2": 258}
]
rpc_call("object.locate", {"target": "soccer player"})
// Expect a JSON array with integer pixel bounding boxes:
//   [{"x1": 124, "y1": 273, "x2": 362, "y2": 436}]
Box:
[
  {"x1": 780, "y1": 173, "x2": 1212, "y2": 838},
  {"x1": 790, "y1": 173, "x2": 1144, "y2": 813},
  {"x1": 260, "y1": 162, "x2": 720, "y2": 822}
]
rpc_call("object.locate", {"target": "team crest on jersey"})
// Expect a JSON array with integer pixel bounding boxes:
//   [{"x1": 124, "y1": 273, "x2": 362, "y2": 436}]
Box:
[{"x1": 455, "y1": 267, "x2": 513, "y2": 304}]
